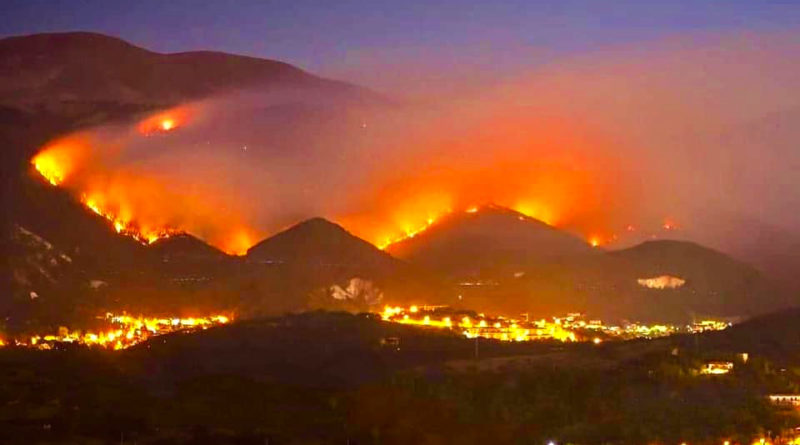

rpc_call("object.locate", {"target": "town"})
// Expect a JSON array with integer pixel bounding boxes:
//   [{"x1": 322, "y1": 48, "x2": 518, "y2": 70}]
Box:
[{"x1": 379, "y1": 305, "x2": 731, "y2": 343}]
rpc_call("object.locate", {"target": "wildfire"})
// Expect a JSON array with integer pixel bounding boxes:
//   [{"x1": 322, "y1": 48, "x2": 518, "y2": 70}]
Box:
[
  {"x1": 81, "y1": 192, "x2": 182, "y2": 244},
  {"x1": 377, "y1": 211, "x2": 451, "y2": 250},
  {"x1": 33, "y1": 152, "x2": 66, "y2": 186},
  {"x1": 137, "y1": 108, "x2": 189, "y2": 135},
  {"x1": 0, "y1": 313, "x2": 231, "y2": 351},
  {"x1": 512, "y1": 201, "x2": 556, "y2": 225},
  {"x1": 29, "y1": 96, "x2": 633, "y2": 258},
  {"x1": 29, "y1": 105, "x2": 261, "y2": 254},
  {"x1": 30, "y1": 112, "x2": 191, "y2": 247},
  {"x1": 31, "y1": 136, "x2": 91, "y2": 186}
]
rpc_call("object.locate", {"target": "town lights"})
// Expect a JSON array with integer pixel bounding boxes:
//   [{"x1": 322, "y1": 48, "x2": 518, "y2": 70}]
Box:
[
  {"x1": 378, "y1": 305, "x2": 729, "y2": 343},
  {"x1": 0, "y1": 313, "x2": 232, "y2": 351}
]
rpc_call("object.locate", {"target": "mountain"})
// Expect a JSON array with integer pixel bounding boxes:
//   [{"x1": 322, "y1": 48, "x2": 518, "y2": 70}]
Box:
[
  {"x1": 0, "y1": 32, "x2": 366, "y2": 113},
  {"x1": 243, "y1": 218, "x2": 448, "y2": 312},
  {"x1": 610, "y1": 240, "x2": 780, "y2": 310},
  {"x1": 669, "y1": 307, "x2": 800, "y2": 365},
  {"x1": 248, "y1": 218, "x2": 399, "y2": 270},
  {"x1": 601, "y1": 240, "x2": 786, "y2": 321},
  {"x1": 150, "y1": 233, "x2": 230, "y2": 262},
  {"x1": 125, "y1": 311, "x2": 564, "y2": 387},
  {"x1": 0, "y1": 32, "x2": 379, "y2": 326},
  {"x1": 383, "y1": 205, "x2": 787, "y2": 322},
  {"x1": 385, "y1": 204, "x2": 596, "y2": 279}
]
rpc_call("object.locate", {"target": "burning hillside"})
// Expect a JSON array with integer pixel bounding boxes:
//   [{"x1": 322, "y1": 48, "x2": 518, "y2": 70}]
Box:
[
  {"x1": 30, "y1": 105, "x2": 259, "y2": 255},
  {"x1": 30, "y1": 103, "x2": 627, "y2": 255},
  {"x1": 22, "y1": 32, "x2": 800, "y2": 264}
]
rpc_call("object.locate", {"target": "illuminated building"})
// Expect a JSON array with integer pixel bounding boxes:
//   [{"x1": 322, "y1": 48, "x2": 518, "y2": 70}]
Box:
[
  {"x1": 700, "y1": 361, "x2": 734, "y2": 375},
  {"x1": 768, "y1": 395, "x2": 800, "y2": 407}
]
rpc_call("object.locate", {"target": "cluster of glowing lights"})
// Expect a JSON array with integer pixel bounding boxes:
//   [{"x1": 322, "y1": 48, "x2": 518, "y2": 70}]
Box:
[
  {"x1": 379, "y1": 306, "x2": 730, "y2": 343},
  {"x1": 381, "y1": 305, "x2": 578, "y2": 343},
  {"x1": 700, "y1": 361, "x2": 735, "y2": 375},
  {"x1": 638, "y1": 275, "x2": 687, "y2": 289},
  {"x1": 0, "y1": 313, "x2": 231, "y2": 351},
  {"x1": 669, "y1": 439, "x2": 795, "y2": 445}
]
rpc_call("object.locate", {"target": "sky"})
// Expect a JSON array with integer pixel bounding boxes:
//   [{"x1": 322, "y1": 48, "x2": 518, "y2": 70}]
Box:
[{"x1": 1, "y1": 0, "x2": 799, "y2": 89}]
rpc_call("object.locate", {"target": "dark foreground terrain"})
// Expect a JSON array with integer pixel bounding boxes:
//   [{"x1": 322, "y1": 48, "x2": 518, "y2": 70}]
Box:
[{"x1": 1, "y1": 310, "x2": 800, "y2": 444}]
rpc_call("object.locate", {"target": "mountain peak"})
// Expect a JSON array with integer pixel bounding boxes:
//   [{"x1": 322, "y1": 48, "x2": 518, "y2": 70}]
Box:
[
  {"x1": 246, "y1": 218, "x2": 398, "y2": 269},
  {"x1": 0, "y1": 31, "x2": 322, "y2": 111},
  {"x1": 385, "y1": 204, "x2": 594, "y2": 277},
  {"x1": 149, "y1": 233, "x2": 228, "y2": 260},
  {"x1": 0, "y1": 31, "x2": 147, "y2": 53}
]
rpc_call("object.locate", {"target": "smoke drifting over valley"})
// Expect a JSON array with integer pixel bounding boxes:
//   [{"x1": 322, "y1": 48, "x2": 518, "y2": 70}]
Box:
[{"x1": 32, "y1": 33, "x2": 800, "y2": 274}]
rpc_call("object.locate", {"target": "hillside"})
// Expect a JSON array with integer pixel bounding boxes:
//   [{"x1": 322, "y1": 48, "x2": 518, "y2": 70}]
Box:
[
  {"x1": 150, "y1": 233, "x2": 230, "y2": 262},
  {"x1": 680, "y1": 307, "x2": 800, "y2": 363},
  {"x1": 607, "y1": 240, "x2": 785, "y2": 319},
  {"x1": 248, "y1": 218, "x2": 398, "y2": 269},
  {"x1": 125, "y1": 311, "x2": 557, "y2": 387},
  {"x1": 0, "y1": 32, "x2": 361, "y2": 113},
  {"x1": 386, "y1": 204, "x2": 596, "y2": 279},
  {"x1": 0, "y1": 32, "x2": 378, "y2": 326},
  {"x1": 244, "y1": 218, "x2": 449, "y2": 312},
  {"x1": 382, "y1": 205, "x2": 786, "y2": 321}
]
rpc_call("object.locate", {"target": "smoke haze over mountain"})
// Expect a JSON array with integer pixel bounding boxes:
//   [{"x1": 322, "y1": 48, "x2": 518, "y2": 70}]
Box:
[{"x1": 33, "y1": 32, "x2": 800, "y2": 280}]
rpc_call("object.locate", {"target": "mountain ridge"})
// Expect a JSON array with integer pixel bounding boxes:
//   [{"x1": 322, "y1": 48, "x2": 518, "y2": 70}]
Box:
[{"x1": 0, "y1": 31, "x2": 378, "y2": 115}]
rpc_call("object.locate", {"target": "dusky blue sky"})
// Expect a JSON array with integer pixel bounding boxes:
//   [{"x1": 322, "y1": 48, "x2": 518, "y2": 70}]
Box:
[{"x1": 2, "y1": 0, "x2": 798, "y2": 77}]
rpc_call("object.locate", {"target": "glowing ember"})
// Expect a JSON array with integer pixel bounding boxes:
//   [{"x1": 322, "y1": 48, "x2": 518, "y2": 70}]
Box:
[
  {"x1": 662, "y1": 218, "x2": 679, "y2": 230},
  {"x1": 137, "y1": 107, "x2": 189, "y2": 134}
]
